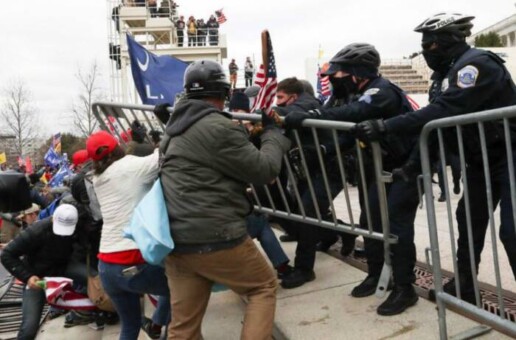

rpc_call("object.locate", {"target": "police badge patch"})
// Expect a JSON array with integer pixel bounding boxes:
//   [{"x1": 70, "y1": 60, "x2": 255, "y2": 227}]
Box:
[
  {"x1": 457, "y1": 65, "x2": 479, "y2": 88},
  {"x1": 359, "y1": 88, "x2": 380, "y2": 103}
]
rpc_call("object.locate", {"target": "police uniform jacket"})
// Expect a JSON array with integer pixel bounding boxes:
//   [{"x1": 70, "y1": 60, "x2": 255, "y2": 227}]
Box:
[
  {"x1": 319, "y1": 76, "x2": 417, "y2": 169},
  {"x1": 385, "y1": 46, "x2": 516, "y2": 165}
]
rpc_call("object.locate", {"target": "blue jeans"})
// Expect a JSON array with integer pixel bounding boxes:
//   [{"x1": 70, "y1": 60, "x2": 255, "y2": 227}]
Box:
[
  {"x1": 246, "y1": 214, "x2": 289, "y2": 268},
  {"x1": 18, "y1": 286, "x2": 46, "y2": 340},
  {"x1": 98, "y1": 261, "x2": 170, "y2": 340},
  {"x1": 17, "y1": 261, "x2": 89, "y2": 340}
]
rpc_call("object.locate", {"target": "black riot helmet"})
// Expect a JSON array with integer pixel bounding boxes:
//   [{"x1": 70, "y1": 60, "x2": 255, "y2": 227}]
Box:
[
  {"x1": 184, "y1": 60, "x2": 231, "y2": 99},
  {"x1": 414, "y1": 13, "x2": 474, "y2": 38},
  {"x1": 322, "y1": 43, "x2": 380, "y2": 78}
]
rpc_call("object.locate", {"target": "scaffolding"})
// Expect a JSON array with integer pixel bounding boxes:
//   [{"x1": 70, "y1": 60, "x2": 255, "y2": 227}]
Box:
[{"x1": 106, "y1": 0, "x2": 228, "y2": 104}]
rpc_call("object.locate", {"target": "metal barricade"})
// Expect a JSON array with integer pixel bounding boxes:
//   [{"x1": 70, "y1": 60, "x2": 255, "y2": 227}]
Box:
[
  {"x1": 419, "y1": 105, "x2": 516, "y2": 339},
  {"x1": 92, "y1": 101, "x2": 397, "y2": 297}
]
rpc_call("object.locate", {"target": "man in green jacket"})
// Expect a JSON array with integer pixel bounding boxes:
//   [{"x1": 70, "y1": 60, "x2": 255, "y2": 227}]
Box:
[{"x1": 160, "y1": 60, "x2": 291, "y2": 339}]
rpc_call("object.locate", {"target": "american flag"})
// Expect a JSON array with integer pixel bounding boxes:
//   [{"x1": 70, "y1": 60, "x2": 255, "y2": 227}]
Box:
[
  {"x1": 317, "y1": 66, "x2": 331, "y2": 102},
  {"x1": 251, "y1": 31, "x2": 277, "y2": 116},
  {"x1": 215, "y1": 9, "x2": 227, "y2": 24}
]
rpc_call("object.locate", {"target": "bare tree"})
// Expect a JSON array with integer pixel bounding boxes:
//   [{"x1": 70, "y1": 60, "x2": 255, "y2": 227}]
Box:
[
  {"x1": 0, "y1": 79, "x2": 38, "y2": 156},
  {"x1": 71, "y1": 61, "x2": 104, "y2": 137}
]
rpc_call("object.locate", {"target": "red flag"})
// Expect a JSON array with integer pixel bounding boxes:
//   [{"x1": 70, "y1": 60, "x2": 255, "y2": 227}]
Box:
[
  {"x1": 251, "y1": 30, "x2": 277, "y2": 116},
  {"x1": 215, "y1": 9, "x2": 227, "y2": 24},
  {"x1": 44, "y1": 277, "x2": 96, "y2": 310}
]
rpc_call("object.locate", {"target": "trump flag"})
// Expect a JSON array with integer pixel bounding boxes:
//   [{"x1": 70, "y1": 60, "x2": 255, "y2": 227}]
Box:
[{"x1": 127, "y1": 34, "x2": 188, "y2": 106}]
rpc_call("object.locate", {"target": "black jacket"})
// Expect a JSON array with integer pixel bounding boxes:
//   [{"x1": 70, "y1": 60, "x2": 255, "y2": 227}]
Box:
[
  {"x1": 1, "y1": 218, "x2": 74, "y2": 283},
  {"x1": 319, "y1": 77, "x2": 417, "y2": 168},
  {"x1": 385, "y1": 47, "x2": 516, "y2": 165}
]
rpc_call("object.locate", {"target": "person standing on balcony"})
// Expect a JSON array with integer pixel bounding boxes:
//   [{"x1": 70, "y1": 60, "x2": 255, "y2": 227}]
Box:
[
  {"x1": 207, "y1": 15, "x2": 219, "y2": 46},
  {"x1": 196, "y1": 18, "x2": 207, "y2": 47},
  {"x1": 244, "y1": 57, "x2": 254, "y2": 87},
  {"x1": 187, "y1": 16, "x2": 197, "y2": 47},
  {"x1": 175, "y1": 15, "x2": 185, "y2": 47},
  {"x1": 228, "y1": 59, "x2": 239, "y2": 89}
]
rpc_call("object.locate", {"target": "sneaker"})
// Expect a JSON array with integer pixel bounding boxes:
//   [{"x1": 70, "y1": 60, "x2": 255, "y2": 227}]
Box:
[
  {"x1": 280, "y1": 268, "x2": 316, "y2": 289},
  {"x1": 141, "y1": 316, "x2": 162, "y2": 340},
  {"x1": 47, "y1": 307, "x2": 67, "y2": 320},
  {"x1": 279, "y1": 234, "x2": 297, "y2": 242},
  {"x1": 64, "y1": 310, "x2": 97, "y2": 328},
  {"x1": 377, "y1": 285, "x2": 418, "y2": 316}
]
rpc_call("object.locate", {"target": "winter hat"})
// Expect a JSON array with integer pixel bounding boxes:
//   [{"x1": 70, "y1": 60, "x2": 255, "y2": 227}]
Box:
[{"x1": 229, "y1": 92, "x2": 250, "y2": 112}]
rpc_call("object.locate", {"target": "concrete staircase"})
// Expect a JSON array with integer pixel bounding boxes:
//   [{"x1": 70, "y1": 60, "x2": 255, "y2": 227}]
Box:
[{"x1": 380, "y1": 64, "x2": 429, "y2": 94}]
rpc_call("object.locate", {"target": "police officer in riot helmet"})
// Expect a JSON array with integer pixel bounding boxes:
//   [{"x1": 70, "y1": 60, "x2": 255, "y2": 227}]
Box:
[
  {"x1": 285, "y1": 43, "x2": 421, "y2": 315},
  {"x1": 354, "y1": 13, "x2": 516, "y2": 304}
]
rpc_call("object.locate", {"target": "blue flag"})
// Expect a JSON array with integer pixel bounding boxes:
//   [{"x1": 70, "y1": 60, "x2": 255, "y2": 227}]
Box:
[
  {"x1": 48, "y1": 163, "x2": 73, "y2": 188},
  {"x1": 126, "y1": 34, "x2": 188, "y2": 105},
  {"x1": 44, "y1": 146, "x2": 61, "y2": 167}
]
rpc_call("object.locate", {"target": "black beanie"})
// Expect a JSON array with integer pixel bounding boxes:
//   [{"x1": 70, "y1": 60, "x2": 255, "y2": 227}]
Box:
[{"x1": 229, "y1": 92, "x2": 250, "y2": 112}]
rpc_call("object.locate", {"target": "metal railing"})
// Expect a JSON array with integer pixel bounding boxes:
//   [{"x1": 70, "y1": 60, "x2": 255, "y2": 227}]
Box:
[
  {"x1": 92, "y1": 102, "x2": 398, "y2": 297},
  {"x1": 419, "y1": 105, "x2": 516, "y2": 339}
]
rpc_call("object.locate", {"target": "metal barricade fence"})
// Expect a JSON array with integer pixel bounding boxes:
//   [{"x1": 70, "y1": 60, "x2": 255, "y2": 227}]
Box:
[
  {"x1": 419, "y1": 105, "x2": 516, "y2": 339},
  {"x1": 93, "y1": 101, "x2": 397, "y2": 297}
]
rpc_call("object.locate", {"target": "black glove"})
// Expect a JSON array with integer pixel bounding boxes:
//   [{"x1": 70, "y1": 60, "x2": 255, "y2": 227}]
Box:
[
  {"x1": 149, "y1": 129, "x2": 163, "y2": 144},
  {"x1": 392, "y1": 159, "x2": 421, "y2": 182},
  {"x1": 260, "y1": 110, "x2": 277, "y2": 132},
  {"x1": 284, "y1": 110, "x2": 321, "y2": 129},
  {"x1": 130, "y1": 120, "x2": 147, "y2": 143},
  {"x1": 351, "y1": 119, "x2": 386, "y2": 142},
  {"x1": 153, "y1": 103, "x2": 172, "y2": 124}
]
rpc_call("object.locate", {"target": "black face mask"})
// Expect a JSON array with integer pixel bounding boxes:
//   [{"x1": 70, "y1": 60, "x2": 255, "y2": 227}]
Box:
[
  {"x1": 422, "y1": 48, "x2": 453, "y2": 74},
  {"x1": 330, "y1": 76, "x2": 358, "y2": 99}
]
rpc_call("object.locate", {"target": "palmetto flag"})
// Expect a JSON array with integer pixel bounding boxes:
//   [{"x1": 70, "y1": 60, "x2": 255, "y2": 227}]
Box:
[{"x1": 251, "y1": 30, "x2": 278, "y2": 116}]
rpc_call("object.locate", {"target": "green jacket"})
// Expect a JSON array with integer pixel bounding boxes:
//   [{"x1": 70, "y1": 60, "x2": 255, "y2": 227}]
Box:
[{"x1": 160, "y1": 99, "x2": 290, "y2": 253}]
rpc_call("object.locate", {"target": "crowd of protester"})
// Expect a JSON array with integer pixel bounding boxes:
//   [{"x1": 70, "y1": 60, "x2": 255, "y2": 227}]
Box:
[{"x1": 2, "y1": 11, "x2": 516, "y2": 340}]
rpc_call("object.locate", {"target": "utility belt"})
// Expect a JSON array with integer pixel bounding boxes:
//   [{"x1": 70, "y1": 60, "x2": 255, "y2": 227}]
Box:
[{"x1": 287, "y1": 145, "x2": 327, "y2": 181}]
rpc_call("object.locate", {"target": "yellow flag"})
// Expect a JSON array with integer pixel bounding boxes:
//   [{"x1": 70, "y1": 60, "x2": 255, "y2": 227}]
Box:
[
  {"x1": 40, "y1": 173, "x2": 48, "y2": 185},
  {"x1": 318, "y1": 46, "x2": 324, "y2": 60},
  {"x1": 0, "y1": 152, "x2": 6, "y2": 164}
]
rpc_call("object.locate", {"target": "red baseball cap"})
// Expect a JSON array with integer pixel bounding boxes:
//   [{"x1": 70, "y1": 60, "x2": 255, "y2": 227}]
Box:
[
  {"x1": 72, "y1": 149, "x2": 90, "y2": 166},
  {"x1": 86, "y1": 131, "x2": 119, "y2": 161}
]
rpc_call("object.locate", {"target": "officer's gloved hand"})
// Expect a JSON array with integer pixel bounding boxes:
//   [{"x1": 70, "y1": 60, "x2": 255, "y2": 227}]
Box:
[
  {"x1": 284, "y1": 110, "x2": 321, "y2": 129},
  {"x1": 392, "y1": 159, "x2": 421, "y2": 182},
  {"x1": 260, "y1": 110, "x2": 277, "y2": 132},
  {"x1": 153, "y1": 103, "x2": 172, "y2": 124},
  {"x1": 351, "y1": 119, "x2": 386, "y2": 142},
  {"x1": 130, "y1": 120, "x2": 147, "y2": 143}
]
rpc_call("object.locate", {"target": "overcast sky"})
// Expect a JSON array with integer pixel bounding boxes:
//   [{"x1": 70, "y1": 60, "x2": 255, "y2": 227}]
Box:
[{"x1": 1, "y1": 0, "x2": 515, "y2": 136}]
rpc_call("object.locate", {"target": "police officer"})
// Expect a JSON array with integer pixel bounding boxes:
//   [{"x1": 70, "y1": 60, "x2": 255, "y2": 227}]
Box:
[
  {"x1": 285, "y1": 43, "x2": 421, "y2": 315},
  {"x1": 354, "y1": 13, "x2": 516, "y2": 304}
]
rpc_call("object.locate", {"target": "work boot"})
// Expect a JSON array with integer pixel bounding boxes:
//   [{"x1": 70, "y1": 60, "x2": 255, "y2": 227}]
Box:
[
  {"x1": 280, "y1": 268, "x2": 316, "y2": 289},
  {"x1": 443, "y1": 278, "x2": 477, "y2": 304},
  {"x1": 377, "y1": 284, "x2": 418, "y2": 316},
  {"x1": 453, "y1": 181, "x2": 461, "y2": 195},
  {"x1": 340, "y1": 234, "x2": 357, "y2": 257},
  {"x1": 438, "y1": 193, "x2": 446, "y2": 202},
  {"x1": 351, "y1": 275, "x2": 380, "y2": 298}
]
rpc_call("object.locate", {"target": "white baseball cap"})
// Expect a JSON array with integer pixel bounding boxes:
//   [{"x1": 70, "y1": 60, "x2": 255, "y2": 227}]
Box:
[{"x1": 52, "y1": 204, "x2": 78, "y2": 236}]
